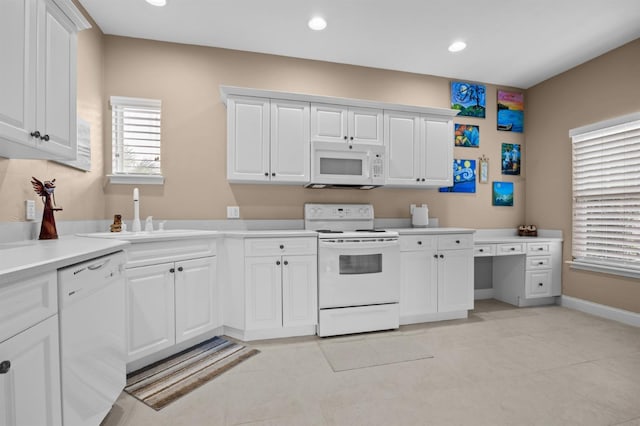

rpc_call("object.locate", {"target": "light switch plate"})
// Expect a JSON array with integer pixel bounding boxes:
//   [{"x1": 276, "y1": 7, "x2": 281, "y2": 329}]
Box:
[
  {"x1": 227, "y1": 206, "x2": 240, "y2": 219},
  {"x1": 25, "y1": 200, "x2": 36, "y2": 220}
]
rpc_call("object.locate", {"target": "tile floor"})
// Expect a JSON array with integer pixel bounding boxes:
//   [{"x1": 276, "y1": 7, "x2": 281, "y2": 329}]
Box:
[{"x1": 102, "y1": 300, "x2": 640, "y2": 426}]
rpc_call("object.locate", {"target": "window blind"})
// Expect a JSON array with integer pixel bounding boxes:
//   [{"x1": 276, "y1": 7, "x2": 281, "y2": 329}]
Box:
[
  {"x1": 570, "y1": 112, "x2": 640, "y2": 274},
  {"x1": 111, "y1": 96, "x2": 162, "y2": 176}
]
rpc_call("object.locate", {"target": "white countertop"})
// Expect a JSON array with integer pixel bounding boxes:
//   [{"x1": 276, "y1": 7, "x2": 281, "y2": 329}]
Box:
[
  {"x1": 0, "y1": 236, "x2": 129, "y2": 286},
  {"x1": 473, "y1": 228, "x2": 563, "y2": 243},
  {"x1": 223, "y1": 230, "x2": 318, "y2": 238},
  {"x1": 77, "y1": 229, "x2": 221, "y2": 242},
  {"x1": 387, "y1": 227, "x2": 476, "y2": 235}
]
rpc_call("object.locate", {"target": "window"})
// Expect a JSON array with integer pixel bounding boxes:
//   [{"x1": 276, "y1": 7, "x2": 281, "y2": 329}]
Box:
[
  {"x1": 109, "y1": 96, "x2": 164, "y2": 184},
  {"x1": 570, "y1": 112, "x2": 640, "y2": 278}
]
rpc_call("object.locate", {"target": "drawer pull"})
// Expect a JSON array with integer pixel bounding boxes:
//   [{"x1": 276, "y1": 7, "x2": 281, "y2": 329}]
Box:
[
  {"x1": 538, "y1": 261, "x2": 544, "y2": 265},
  {"x1": 479, "y1": 248, "x2": 484, "y2": 252},
  {"x1": 0, "y1": 360, "x2": 10, "y2": 374},
  {"x1": 538, "y1": 283, "x2": 544, "y2": 287},
  {"x1": 284, "y1": 260, "x2": 288, "y2": 266},
  {"x1": 538, "y1": 247, "x2": 544, "y2": 251},
  {"x1": 178, "y1": 266, "x2": 184, "y2": 272},
  {"x1": 170, "y1": 268, "x2": 175, "y2": 273},
  {"x1": 433, "y1": 254, "x2": 438, "y2": 259},
  {"x1": 276, "y1": 260, "x2": 281, "y2": 266},
  {"x1": 456, "y1": 240, "x2": 460, "y2": 244},
  {"x1": 417, "y1": 241, "x2": 422, "y2": 245},
  {"x1": 510, "y1": 247, "x2": 516, "y2": 251},
  {"x1": 439, "y1": 254, "x2": 444, "y2": 259},
  {"x1": 279, "y1": 244, "x2": 284, "y2": 249}
]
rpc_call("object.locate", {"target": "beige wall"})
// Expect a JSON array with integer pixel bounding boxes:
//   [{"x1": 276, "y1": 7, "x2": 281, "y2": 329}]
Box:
[
  {"x1": 0, "y1": 7, "x2": 106, "y2": 222},
  {"x1": 102, "y1": 36, "x2": 525, "y2": 227},
  {"x1": 526, "y1": 38, "x2": 640, "y2": 313}
]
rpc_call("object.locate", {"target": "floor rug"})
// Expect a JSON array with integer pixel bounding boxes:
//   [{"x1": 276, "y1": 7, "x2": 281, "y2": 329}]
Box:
[
  {"x1": 125, "y1": 336, "x2": 259, "y2": 410},
  {"x1": 320, "y1": 334, "x2": 433, "y2": 372}
]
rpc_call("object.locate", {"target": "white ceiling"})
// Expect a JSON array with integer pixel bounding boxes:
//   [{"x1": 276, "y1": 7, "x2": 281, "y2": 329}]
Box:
[{"x1": 77, "y1": 0, "x2": 640, "y2": 89}]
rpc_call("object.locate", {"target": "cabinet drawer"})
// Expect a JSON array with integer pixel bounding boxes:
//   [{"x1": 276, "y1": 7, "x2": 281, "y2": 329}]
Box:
[
  {"x1": 527, "y1": 242, "x2": 551, "y2": 255},
  {"x1": 526, "y1": 255, "x2": 551, "y2": 270},
  {"x1": 496, "y1": 243, "x2": 525, "y2": 255},
  {"x1": 526, "y1": 270, "x2": 553, "y2": 298},
  {"x1": 245, "y1": 237, "x2": 317, "y2": 257},
  {"x1": 399, "y1": 235, "x2": 437, "y2": 251},
  {"x1": 474, "y1": 244, "x2": 496, "y2": 257},
  {"x1": 438, "y1": 234, "x2": 473, "y2": 250},
  {"x1": 0, "y1": 271, "x2": 58, "y2": 343},
  {"x1": 126, "y1": 238, "x2": 217, "y2": 268}
]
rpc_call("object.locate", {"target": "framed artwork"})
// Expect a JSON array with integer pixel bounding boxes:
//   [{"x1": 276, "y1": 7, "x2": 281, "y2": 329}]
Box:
[
  {"x1": 479, "y1": 155, "x2": 489, "y2": 183},
  {"x1": 501, "y1": 143, "x2": 521, "y2": 175},
  {"x1": 492, "y1": 181, "x2": 514, "y2": 206},
  {"x1": 454, "y1": 124, "x2": 480, "y2": 147},
  {"x1": 439, "y1": 159, "x2": 476, "y2": 193},
  {"x1": 451, "y1": 81, "x2": 486, "y2": 118},
  {"x1": 497, "y1": 90, "x2": 524, "y2": 132}
]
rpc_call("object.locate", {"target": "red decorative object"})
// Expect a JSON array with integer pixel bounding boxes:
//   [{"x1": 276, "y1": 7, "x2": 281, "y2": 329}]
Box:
[{"x1": 31, "y1": 177, "x2": 63, "y2": 240}]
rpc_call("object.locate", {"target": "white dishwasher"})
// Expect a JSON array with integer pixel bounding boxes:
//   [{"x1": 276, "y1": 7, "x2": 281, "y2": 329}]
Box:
[{"x1": 58, "y1": 251, "x2": 127, "y2": 426}]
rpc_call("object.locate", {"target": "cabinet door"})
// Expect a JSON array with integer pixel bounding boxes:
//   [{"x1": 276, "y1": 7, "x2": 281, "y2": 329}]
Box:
[
  {"x1": 437, "y1": 248, "x2": 474, "y2": 312},
  {"x1": 310, "y1": 103, "x2": 348, "y2": 143},
  {"x1": 348, "y1": 107, "x2": 383, "y2": 145},
  {"x1": 227, "y1": 96, "x2": 270, "y2": 182},
  {"x1": 245, "y1": 256, "x2": 282, "y2": 330},
  {"x1": 270, "y1": 100, "x2": 310, "y2": 183},
  {"x1": 0, "y1": 0, "x2": 36, "y2": 150},
  {"x1": 384, "y1": 111, "x2": 421, "y2": 186},
  {"x1": 0, "y1": 315, "x2": 62, "y2": 426},
  {"x1": 35, "y1": 0, "x2": 77, "y2": 158},
  {"x1": 126, "y1": 263, "x2": 175, "y2": 362},
  {"x1": 422, "y1": 118, "x2": 453, "y2": 186},
  {"x1": 175, "y1": 256, "x2": 219, "y2": 344},
  {"x1": 399, "y1": 249, "x2": 438, "y2": 319},
  {"x1": 282, "y1": 255, "x2": 317, "y2": 328}
]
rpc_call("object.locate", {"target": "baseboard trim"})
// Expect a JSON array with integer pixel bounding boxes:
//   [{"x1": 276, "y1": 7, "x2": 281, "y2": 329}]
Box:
[
  {"x1": 474, "y1": 289, "x2": 495, "y2": 300},
  {"x1": 560, "y1": 295, "x2": 640, "y2": 327}
]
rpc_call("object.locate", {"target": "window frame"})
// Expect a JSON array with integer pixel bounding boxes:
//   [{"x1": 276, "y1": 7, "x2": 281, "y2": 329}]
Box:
[
  {"x1": 569, "y1": 111, "x2": 640, "y2": 279},
  {"x1": 107, "y1": 96, "x2": 164, "y2": 185}
]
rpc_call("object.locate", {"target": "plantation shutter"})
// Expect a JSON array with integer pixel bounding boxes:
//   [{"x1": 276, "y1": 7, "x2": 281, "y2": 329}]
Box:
[
  {"x1": 111, "y1": 96, "x2": 162, "y2": 175},
  {"x1": 570, "y1": 112, "x2": 640, "y2": 275}
]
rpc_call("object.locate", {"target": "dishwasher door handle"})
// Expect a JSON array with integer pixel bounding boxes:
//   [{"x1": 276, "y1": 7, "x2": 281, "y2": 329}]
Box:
[{"x1": 87, "y1": 258, "x2": 111, "y2": 271}]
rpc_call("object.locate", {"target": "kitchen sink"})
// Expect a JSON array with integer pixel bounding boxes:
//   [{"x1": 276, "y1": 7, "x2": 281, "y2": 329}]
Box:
[{"x1": 78, "y1": 229, "x2": 219, "y2": 241}]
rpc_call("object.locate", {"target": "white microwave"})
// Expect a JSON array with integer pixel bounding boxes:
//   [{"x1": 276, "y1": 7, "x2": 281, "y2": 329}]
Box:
[{"x1": 307, "y1": 141, "x2": 385, "y2": 189}]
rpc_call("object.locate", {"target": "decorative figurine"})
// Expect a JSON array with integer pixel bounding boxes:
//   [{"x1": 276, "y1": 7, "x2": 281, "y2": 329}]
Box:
[
  {"x1": 31, "y1": 177, "x2": 63, "y2": 240},
  {"x1": 110, "y1": 214, "x2": 123, "y2": 232}
]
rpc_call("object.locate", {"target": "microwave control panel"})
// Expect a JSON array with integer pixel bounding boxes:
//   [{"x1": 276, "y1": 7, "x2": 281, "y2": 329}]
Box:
[{"x1": 372, "y1": 156, "x2": 384, "y2": 178}]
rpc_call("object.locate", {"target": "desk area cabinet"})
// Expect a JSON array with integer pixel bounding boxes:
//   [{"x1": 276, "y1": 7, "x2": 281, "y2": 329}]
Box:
[{"x1": 474, "y1": 229, "x2": 563, "y2": 307}]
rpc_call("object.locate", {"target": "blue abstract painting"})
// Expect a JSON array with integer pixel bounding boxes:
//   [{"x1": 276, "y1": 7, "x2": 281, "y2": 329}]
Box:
[
  {"x1": 454, "y1": 124, "x2": 480, "y2": 147},
  {"x1": 492, "y1": 181, "x2": 514, "y2": 206},
  {"x1": 497, "y1": 90, "x2": 524, "y2": 132},
  {"x1": 439, "y1": 159, "x2": 476, "y2": 193},
  {"x1": 451, "y1": 81, "x2": 486, "y2": 118}
]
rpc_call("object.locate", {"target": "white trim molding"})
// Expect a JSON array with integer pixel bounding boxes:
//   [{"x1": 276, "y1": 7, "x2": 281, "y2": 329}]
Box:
[
  {"x1": 107, "y1": 174, "x2": 165, "y2": 185},
  {"x1": 561, "y1": 295, "x2": 640, "y2": 327}
]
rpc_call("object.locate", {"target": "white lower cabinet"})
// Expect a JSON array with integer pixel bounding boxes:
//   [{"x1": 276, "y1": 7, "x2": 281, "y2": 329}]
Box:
[
  {"x1": 224, "y1": 237, "x2": 317, "y2": 341},
  {"x1": 0, "y1": 315, "x2": 62, "y2": 426},
  {"x1": 399, "y1": 233, "x2": 474, "y2": 324},
  {"x1": 124, "y1": 238, "x2": 220, "y2": 366}
]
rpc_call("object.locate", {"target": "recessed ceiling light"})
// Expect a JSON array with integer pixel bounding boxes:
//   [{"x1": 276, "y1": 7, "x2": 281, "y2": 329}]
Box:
[
  {"x1": 448, "y1": 41, "x2": 467, "y2": 53},
  {"x1": 146, "y1": 0, "x2": 167, "y2": 6},
  {"x1": 308, "y1": 16, "x2": 327, "y2": 31}
]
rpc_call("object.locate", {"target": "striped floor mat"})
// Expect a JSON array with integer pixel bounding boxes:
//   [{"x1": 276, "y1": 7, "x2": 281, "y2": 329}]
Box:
[{"x1": 125, "y1": 336, "x2": 259, "y2": 410}]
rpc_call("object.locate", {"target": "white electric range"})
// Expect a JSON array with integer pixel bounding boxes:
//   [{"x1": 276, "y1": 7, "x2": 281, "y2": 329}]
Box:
[{"x1": 304, "y1": 203, "x2": 400, "y2": 337}]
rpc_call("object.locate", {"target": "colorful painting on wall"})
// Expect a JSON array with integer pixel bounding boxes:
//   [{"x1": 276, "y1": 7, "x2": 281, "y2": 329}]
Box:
[
  {"x1": 439, "y1": 159, "x2": 476, "y2": 193},
  {"x1": 501, "y1": 143, "x2": 521, "y2": 175},
  {"x1": 451, "y1": 81, "x2": 486, "y2": 118},
  {"x1": 454, "y1": 124, "x2": 480, "y2": 147},
  {"x1": 497, "y1": 90, "x2": 524, "y2": 132},
  {"x1": 492, "y1": 181, "x2": 514, "y2": 206}
]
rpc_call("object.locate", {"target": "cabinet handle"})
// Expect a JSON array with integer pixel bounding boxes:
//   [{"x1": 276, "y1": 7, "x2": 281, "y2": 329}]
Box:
[
  {"x1": 479, "y1": 248, "x2": 484, "y2": 252},
  {"x1": 510, "y1": 247, "x2": 515, "y2": 251},
  {"x1": 350, "y1": 136, "x2": 354, "y2": 140},
  {"x1": 40, "y1": 134, "x2": 50, "y2": 141},
  {"x1": 433, "y1": 254, "x2": 438, "y2": 259},
  {"x1": 417, "y1": 241, "x2": 422, "y2": 245},
  {"x1": 421, "y1": 178, "x2": 425, "y2": 182},
  {"x1": 276, "y1": 260, "x2": 281, "y2": 266},
  {"x1": 439, "y1": 254, "x2": 444, "y2": 258},
  {"x1": 279, "y1": 244, "x2": 284, "y2": 249},
  {"x1": 455, "y1": 240, "x2": 460, "y2": 244},
  {"x1": 264, "y1": 172, "x2": 269, "y2": 177},
  {"x1": 0, "y1": 360, "x2": 10, "y2": 374},
  {"x1": 343, "y1": 136, "x2": 348, "y2": 140},
  {"x1": 538, "y1": 283, "x2": 544, "y2": 287},
  {"x1": 271, "y1": 172, "x2": 275, "y2": 177},
  {"x1": 284, "y1": 260, "x2": 288, "y2": 265},
  {"x1": 170, "y1": 268, "x2": 175, "y2": 273},
  {"x1": 30, "y1": 131, "x2": 41, "y2": 138},
  {"x1": 416, "y1": 178, "x2": 420, "y2": 182},
  {"x1": 538, "y1": 248, "x2": 544, "y2": 251},
  {"x1": 538, "y1": 261, "x2": 544, "y2": 265},
  {"x1": 178, "y1": 266, "x2": 184, "y2": 272}
]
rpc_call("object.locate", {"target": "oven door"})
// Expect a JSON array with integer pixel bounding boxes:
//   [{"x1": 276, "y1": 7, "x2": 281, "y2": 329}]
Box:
[{"x1": 318, "y1": 238, "x2": 400, "y2": 309}]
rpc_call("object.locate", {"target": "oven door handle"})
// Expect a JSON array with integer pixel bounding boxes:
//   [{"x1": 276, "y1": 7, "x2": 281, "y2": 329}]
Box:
[{"x1": 319, "y1": 239, "x2": 399, "y2": 249}]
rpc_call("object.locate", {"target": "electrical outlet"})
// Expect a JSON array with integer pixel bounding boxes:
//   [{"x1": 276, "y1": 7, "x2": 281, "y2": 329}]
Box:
[
  {"x1": 25, "y1": 200, "x2": 36, "y2": 220},
  {"x1": 227, "y1": 206, "x2": 240, "y2": 219}
]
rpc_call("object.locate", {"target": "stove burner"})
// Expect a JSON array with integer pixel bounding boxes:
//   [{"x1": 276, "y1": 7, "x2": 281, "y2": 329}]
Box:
[
  {"x1": 355, "y1": 229, "x2": 386, "y2": 233},
  {"x1": 316, "y1": 230, "x2": 344, "y2": 234}
]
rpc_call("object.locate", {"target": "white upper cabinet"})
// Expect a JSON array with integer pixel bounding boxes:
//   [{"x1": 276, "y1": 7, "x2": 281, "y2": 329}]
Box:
[
  {"x1": 0, "y1": 0, "x2": 90, "y2": 159},
  {"x1": 384, "y1": 111, "x2": 454, "y2": 188},
  {"x1": 227, "y1": 96, "x2": 310, "y2": 184},
  {"x1": 311, "y1": 104, "x2": 383, "y2": 145}
]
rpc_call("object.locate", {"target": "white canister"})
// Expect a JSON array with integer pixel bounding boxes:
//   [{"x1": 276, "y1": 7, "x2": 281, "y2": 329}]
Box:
[{"x1": 411, "y1": 204, "x2": 429, "y2": 227}]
